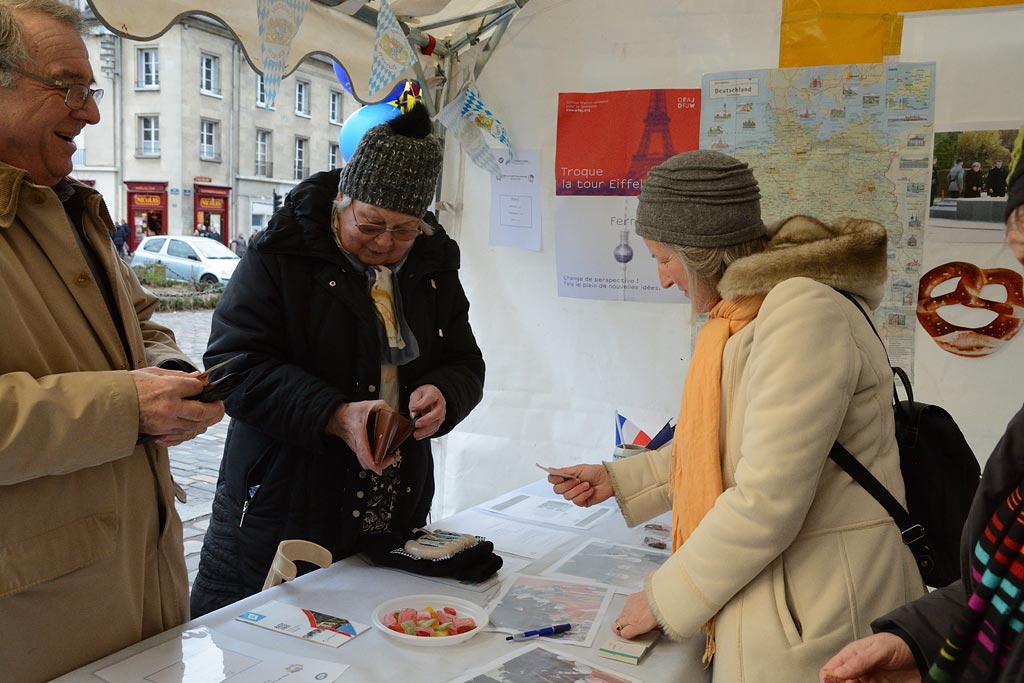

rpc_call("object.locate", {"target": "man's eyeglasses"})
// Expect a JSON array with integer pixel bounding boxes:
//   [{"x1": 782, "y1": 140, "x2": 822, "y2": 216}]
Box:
[
  {"x1": 350, "y1": 203, "x2": 421, "y2": 241},
  {"x1": 1, "y1": 61, "x2": 103, "y2": 110}
]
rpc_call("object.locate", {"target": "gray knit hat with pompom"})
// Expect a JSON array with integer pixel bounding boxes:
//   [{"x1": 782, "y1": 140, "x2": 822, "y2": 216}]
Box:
[{"x1": 338, "y1": 101, "x2": 442, "y2": 218}]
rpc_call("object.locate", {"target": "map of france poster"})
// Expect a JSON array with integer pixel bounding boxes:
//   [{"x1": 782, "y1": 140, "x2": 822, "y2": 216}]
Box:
[
  {"x1": 554, "y1": 89, "x2": 700, "y2": 302},
  {"x1": 700, "y1": 63, "x2": 935, "y2": 371}
]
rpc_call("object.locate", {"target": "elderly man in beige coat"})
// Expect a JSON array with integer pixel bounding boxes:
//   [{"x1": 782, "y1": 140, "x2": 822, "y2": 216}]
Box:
[{"x1": 0, "y1": 2, "x2": 224, "y2": 680}]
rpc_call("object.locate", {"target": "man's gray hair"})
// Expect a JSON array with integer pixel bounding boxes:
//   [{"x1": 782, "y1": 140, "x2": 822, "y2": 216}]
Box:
[{"x1": 0, "y1": 0, "x2": 84, "y2": 88}]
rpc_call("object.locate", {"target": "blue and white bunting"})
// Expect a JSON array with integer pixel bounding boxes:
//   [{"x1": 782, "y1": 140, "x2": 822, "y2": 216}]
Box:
[
  {"x1": 435, "y1": 84, "x2": 514, "y2": 177},
  {"x1": 368, "y1": 0, "x2": 416, "y2": 98},
  {"x1": 257, "y1": 0, "x2": 311, "y2": 110}
]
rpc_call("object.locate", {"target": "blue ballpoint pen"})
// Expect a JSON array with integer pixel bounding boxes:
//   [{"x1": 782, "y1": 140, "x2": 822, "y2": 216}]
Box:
[{"x1": 505, "y1": 623, "x2": 572, "y2": 641}]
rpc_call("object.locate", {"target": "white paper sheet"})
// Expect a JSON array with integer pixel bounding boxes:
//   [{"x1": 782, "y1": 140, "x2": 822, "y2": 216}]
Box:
[
  {"x1": 489, "y1": 148, "x2": 542, "y2": 251},
  {"x1": 446, "y1": 642, "x2": 641, "y2": 683},
  {"x1": 480, "y1": 492, "x2": 612, "y2": 531},
  {"x1": 429, "y1": 508, "x2": 581, "y2": 559},
  {"x1": 95, "y1": 627, "x2": 348, "y2": 683},
  {"x1": 542, "y1": 538, "x2": 670, "y2": 594}
]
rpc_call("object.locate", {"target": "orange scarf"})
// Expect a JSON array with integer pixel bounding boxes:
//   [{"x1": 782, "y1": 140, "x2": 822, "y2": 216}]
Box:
[{"x1": 670, "y1": 294, "x2": 764, "y2": 665}]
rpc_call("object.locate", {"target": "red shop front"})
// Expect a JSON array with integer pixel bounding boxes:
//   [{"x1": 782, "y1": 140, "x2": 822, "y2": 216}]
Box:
[
  {"x1": 125, "y1": 181, "x2": 168, "y2": 252},
  {"x1": 194, "y1": 184, "x2": 231, "y2": 245}
]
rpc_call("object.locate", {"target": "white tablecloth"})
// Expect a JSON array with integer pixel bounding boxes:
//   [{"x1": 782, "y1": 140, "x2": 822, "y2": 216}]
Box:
[{"x1": 53, "y1": 480, "x2": 706, "y2": 682}]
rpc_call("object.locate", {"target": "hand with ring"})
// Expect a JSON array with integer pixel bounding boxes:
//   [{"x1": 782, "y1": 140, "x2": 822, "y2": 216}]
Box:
[{"x1": 612, "y1": 591, "x2": 659, "y2": 640}]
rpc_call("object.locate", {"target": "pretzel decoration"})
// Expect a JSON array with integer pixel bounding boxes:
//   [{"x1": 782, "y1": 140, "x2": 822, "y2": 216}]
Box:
[{"x1": 917, "y1": 261, "x2": 1024, "y2": 357}]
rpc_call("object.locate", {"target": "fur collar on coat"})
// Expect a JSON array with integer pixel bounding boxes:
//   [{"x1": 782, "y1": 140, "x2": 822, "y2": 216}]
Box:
[{"x1": 718, "y1": 214, "x2": 888, "y2": 308}]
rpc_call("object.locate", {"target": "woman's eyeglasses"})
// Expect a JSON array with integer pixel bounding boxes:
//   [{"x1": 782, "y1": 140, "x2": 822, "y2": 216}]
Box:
[
  {"x1": 350, "y1": 203, "x2": 421, "y2": 241},
  {"x1": 1, "y1": 60, "x2": 103, "y2": 110}
]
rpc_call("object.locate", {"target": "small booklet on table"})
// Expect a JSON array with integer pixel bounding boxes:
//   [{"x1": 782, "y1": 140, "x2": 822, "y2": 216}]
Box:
[{"x1": 236, "y1": 600, "x2": 369, "y2": 648}]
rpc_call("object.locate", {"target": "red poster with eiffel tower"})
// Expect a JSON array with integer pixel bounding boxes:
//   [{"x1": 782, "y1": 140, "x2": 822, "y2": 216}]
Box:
[{"x1": 556, "y1": 89, "x2": 701, "y2": 196}]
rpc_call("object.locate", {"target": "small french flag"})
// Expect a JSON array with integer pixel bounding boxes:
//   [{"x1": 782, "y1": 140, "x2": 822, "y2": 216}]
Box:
[{"x1": 615, "y1": 412, "x2": 651, "y2": 447}]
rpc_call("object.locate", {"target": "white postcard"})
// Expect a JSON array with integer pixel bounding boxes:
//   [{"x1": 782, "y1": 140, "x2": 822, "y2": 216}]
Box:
[{"x1": 235, "y1": 600, "x2": 369, "y2": 647}]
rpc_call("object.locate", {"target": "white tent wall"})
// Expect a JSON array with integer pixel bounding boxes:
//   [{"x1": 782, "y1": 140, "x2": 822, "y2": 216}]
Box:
[
  {"x1": 900, "y1": 5, "x2": 1024, "y2": 468},
  {"x1": 432, "y1": 0, "x2": 784, "y2": 518}
]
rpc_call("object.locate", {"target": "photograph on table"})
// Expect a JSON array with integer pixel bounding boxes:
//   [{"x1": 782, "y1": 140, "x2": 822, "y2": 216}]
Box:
[
  {"x1": 95, "y1": 627, "x2": 349, "y2": 683},
  {"x1": 486, "y1": 574, "x2": 614, "y2": 648},
  {"x1": 480, "y1": 492, "x2": 614, "y2": 530},
  {"x1": 447, "y1": 642, "x2": 641, "y2": 683},
  {"x1": 541, "y1": 538, "x2": 669, "y2": 594}
]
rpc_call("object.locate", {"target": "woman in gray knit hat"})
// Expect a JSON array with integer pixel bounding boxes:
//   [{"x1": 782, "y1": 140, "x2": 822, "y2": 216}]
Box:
[
  {"x1": 549, "y1": 149, "x2": 924, "y2": 681},
  {"x1": 190, "y1": 102, "x2": 486, "y2": 617}
]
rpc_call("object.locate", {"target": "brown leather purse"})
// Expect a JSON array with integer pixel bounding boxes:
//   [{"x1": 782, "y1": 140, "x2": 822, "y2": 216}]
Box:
[{"x1": 371, "y1": 409, "x2": 415, "y2": 465}]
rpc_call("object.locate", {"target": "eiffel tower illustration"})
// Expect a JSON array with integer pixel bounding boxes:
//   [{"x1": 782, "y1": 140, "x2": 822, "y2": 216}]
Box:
[{"x1": 627, "y1": 91, "x2": 676, "y2": 184}]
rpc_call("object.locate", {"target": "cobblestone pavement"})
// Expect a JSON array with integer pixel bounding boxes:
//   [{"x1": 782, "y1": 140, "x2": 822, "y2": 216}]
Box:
[{"x1": 152, "y1": 309, "x2": 224, "y2": 591}]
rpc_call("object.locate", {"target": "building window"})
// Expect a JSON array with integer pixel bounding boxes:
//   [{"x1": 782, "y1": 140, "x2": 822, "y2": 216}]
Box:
[
  {"x1": 328, "y1": 143, "x2": 340, "y2": 171},
  {"x1": 200, "y1": 53, "x2": 221, "y2": 96},
  {"x1": 200, "y1": 119, "x2": 220, "y2": 161},
  {"x1": 138, "y1": 116, "x2": 160, "y2": 156},
  {"x1": 329, "y1": 90, "x2": 342, "y2": 124},
  {"x1": 256, "y1": 73, "x2": 267, "y2": 107},
  {"x1": 295, "y1": 80, "x2": 310, "y2": 117},
  {"x1": 256, "y1": 129, "x2": 272, "y2": 176},
  {"x1": 137, "y1": 48, "x2": 159, "y2": 88},
  {"x1": 294, "y1": 137, "x2": 308, "y2": 180}
]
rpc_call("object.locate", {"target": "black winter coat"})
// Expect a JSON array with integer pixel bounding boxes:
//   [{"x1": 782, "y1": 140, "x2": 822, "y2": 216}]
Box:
[
  {"x1": 190, "y1": 170, "x2": 484, "y2": 616},
  {"x1": 872, "y1": 405, "x2": 1024, "y2": 679}
]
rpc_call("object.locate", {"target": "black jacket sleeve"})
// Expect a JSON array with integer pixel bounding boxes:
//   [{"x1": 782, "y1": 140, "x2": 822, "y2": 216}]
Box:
[
  {"x1": 871, "y1": 405, "x2": 1024, "y2": 672},
  {"x1": 205, "y1": 246, "x2": 348, "y2": 454}
]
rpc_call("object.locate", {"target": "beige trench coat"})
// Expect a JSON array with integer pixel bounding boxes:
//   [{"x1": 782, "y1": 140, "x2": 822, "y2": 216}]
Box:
[
  {"x1": 0, "y1": 164, "x2": 189, "y2": 682},
  {"x1": 607, "y1": 277, "x2": 926, "y2": 682}
]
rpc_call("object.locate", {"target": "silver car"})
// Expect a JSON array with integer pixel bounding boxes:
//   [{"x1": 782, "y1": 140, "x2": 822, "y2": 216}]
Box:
[{"x1": 130, "y1": 235, "x2": 240, "y2": 285}]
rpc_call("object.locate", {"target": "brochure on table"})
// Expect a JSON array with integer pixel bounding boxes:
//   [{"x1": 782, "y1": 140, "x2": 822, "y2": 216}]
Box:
[{"x1": 235, "y1": 600, "x2": 369, "y2": 647}]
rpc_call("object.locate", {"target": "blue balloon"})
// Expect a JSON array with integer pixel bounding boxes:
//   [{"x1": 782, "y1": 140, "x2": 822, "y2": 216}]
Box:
[
  {"x1": 339, "y1": 103, "x2": 401, "y2": 163},
  {"x1": 332, "y1": 60, "x2": 411, "y2": 103},
  {"x1": 332, "y1": 61, "x2": 354, "y2": 95}
]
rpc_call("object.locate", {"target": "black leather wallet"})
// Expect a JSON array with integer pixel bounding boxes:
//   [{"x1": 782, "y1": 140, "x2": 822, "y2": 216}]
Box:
[{"x1": 189, "y1": 373, "x2": 243, "y2": 402}]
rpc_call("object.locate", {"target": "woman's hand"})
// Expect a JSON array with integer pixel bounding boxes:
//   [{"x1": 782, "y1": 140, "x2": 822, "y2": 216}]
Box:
[
  {"x1": 409, "y1": 384, "x2": 445, "y2": 439},
  {"x1": 819, "y1": 632, "x2": 921, "y2": 683},
  {"x1": 613, "y1": 591, "x2": 659, "y2": 639},
  {"x1": 548, "y1": 463, "x2": 614, "y2": 507},
  {"x1": 325, "y1": 400, "x2": 400, "y2": 475}
]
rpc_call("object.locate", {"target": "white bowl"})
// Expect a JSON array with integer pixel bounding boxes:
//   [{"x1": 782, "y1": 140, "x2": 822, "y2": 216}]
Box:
[{"x1": 372, "y1": 594, "x2": 489, "y2": 647}]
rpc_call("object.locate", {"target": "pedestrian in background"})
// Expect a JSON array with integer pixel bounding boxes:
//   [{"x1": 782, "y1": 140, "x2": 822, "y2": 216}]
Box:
[
  {"x1": 964, "y1": 161, "x2": 984, "y2": 198},
  {"x1": 949, "y1": 159, "x2": 965, "y2": 198}
]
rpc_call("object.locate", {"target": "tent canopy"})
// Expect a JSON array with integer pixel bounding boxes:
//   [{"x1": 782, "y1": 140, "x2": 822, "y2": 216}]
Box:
[{"x1": 85, "y1": 0, "x2": 522, "y2": 104}]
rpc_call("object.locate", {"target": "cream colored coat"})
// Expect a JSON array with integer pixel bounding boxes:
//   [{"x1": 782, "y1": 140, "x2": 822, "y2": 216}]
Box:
[
  {"x1": 607, "y1": 217, "x2": 926, "y2": 682},
  {"x1": 0, "y1": 164, "x2": 189, "y2": 682}
]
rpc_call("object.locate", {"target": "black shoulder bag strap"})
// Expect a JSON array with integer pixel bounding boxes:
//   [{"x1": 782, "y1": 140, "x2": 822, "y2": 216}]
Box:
[{"x1": 829, "y1": 290, "x2": 935, "y2": 577}]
